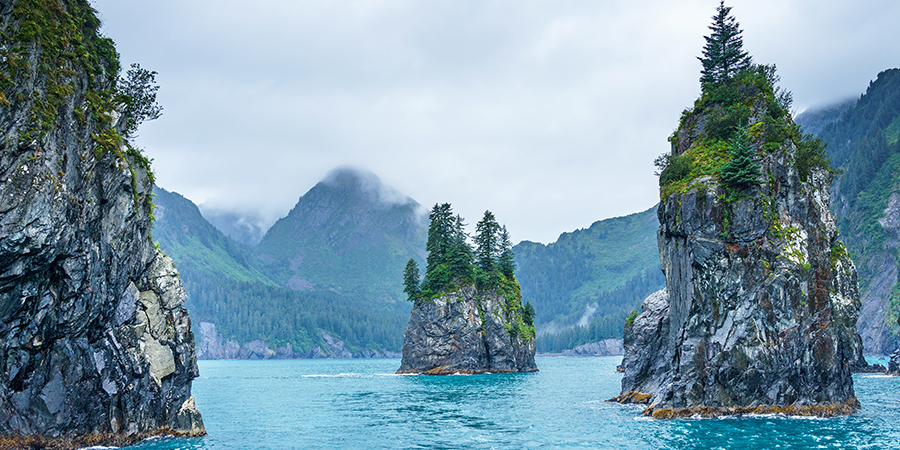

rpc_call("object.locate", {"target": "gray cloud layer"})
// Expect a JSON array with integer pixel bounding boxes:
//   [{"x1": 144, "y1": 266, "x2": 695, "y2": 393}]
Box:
[{"x1": 92, "y1": 0, "x2": 900, "y2": 243}]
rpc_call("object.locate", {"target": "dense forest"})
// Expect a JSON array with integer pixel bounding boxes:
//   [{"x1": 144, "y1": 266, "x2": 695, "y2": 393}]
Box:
[{"x1": 513, "y1": 206, "x2": 664, "y2": 352}]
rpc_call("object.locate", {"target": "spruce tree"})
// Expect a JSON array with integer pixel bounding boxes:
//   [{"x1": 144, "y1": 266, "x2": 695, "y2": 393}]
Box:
[
  {"x1": 425, "y1": 203, "x2": 454, "y2": 274},
  {"x1": 446, "y1": 215, "x2": 474, "y2": 282},
  {"x1": 699, "y1": 1, "x2": 751, "y2": 86},
  {"x1": 497, "y1": 225, "x2": 516, "y2": 279},
  {"x1": 474, "y1": 210, "x2": 501, "y2": 273},
  {"x1": 403, "y1": 258, "x2": 421, "y2": 301},
  {"x1": 720, "y1": 129, "x2": 760, "y2": 192},
  {"x1": 424, "y1": 203, "x2": 454, "y2": 293},
  {"x1": 523, "y1": 301, "x2": 535, "y2": 327}
]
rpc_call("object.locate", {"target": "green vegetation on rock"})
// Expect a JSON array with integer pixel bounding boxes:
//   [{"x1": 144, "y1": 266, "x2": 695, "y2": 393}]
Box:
[{"x1": 408, "y1": 205, "x2": 534, "y2": 340}]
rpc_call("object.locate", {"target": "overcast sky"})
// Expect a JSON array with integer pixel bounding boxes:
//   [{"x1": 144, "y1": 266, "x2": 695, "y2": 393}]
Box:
[{"x1": 91, "y1": 0, "x2": 900, "y2": 244}]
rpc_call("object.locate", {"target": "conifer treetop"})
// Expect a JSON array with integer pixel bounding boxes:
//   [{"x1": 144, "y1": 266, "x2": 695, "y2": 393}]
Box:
[{"x1": 699, "y1": 1, "x2": 752, "y2": 86}]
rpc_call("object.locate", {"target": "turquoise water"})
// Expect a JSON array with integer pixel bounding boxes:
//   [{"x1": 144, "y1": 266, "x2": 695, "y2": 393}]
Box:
[{"x1": 125, "y1": 357, "x2": 900, "y2": 449}]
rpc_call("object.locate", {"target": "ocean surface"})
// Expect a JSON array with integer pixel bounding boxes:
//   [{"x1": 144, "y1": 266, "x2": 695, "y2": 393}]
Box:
[{"x1": 122, "y1": 356, "x2": 900, "y2": 450}]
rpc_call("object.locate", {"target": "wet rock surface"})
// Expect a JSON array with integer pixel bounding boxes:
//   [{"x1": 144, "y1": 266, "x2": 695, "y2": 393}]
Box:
[
  {"x1": 397, "y1": 286, "x2": 537, "y2": 374},
  {"x1": 0, "y1": 1, "x2": 202, "y2": 446},
  {"x1": 616, "y1": 147, "x2": 865, "y2": 417}
]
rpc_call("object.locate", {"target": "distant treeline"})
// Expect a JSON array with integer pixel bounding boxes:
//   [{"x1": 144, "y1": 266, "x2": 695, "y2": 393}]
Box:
[
  {"x1": 535, "y1": 268, "x2": 665, "y2": 353},
  {"x1": 183, "y1": 275, "x2": 408, "y2": 354}
]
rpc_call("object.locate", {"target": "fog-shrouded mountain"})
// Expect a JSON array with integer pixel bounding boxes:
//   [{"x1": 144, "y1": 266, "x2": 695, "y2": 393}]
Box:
[
  {"x1": 255, "y1": 167, "x2": 428, "y2": 306},
  {"x1": 199, "y1": 206, "x2": 270, "y2": 248},
  {"x1": 153, "y1": 187, "x2": 272, "y2": 285},
  {"x1": 796, "y1": 68, "x2": 900, "y2": 355},
  {"x1": 513, "y1": 205, "x2": 664, "y2": 352},
  {"x1": 152, "y1": 184, "x2": 408, "y2": 358},
  {"x1": 794, "y1": 99, "x2": 855, "y2": 137}
]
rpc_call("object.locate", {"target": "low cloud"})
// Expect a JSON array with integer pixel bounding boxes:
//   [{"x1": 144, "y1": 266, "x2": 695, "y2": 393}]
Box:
[{"x1": 95, "y1": 0, "x2": 900, "y2": 243}]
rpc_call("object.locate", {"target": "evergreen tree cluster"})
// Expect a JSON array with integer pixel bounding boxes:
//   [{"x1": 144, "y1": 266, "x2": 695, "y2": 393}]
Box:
[{"x1": 403, "y1": 204, "x2": 518, "y2": 301}]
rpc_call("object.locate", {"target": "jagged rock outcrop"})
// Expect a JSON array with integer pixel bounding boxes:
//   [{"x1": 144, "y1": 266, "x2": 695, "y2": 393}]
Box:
[
  {"x1": 0, "y1": 1, "x2": 202, "y2": 447},
  {"x1": 622, "y1": 154, "x2": 865, "y2": 418},
  {"x1": 615, "y1": 67, "x2": 865, "y2": 418},
  {"x1": 610, "y1": 290, "x2": 670, "y2": 404},
  {"x1": 397, "y1": 286, "x2": 537, "y2": 374}
]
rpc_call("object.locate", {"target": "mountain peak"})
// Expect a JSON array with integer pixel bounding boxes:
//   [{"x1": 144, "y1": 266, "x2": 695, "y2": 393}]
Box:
[{"x1": 318, "y1": 166, "x2": 415, "y2": 207}]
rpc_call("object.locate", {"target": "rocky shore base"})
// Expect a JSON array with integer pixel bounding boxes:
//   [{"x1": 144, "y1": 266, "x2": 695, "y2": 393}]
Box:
[
  {"x1": 0, "y1": 427, "x2": 202, "y2": 450},
  {"x1": 642, "y1": 400, "x2": 861, "y2": 419},
  {"x1": 890, "y1": 349, "x2": 900, "y2": 375},
  {"x1": 609, "y1": 391, "x2": 860, "y2": 418}
]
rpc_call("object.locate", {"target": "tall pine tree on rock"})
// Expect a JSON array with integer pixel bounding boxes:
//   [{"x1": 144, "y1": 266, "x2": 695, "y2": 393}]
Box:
[{"x1": 699, "y1": 1, "x2": 751, "y2": 86}]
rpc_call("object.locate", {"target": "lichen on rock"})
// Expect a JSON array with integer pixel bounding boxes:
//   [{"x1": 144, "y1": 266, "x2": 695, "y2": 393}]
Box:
[{"x1": 0, "y1": 0, "x2": 203, "y2": 447}]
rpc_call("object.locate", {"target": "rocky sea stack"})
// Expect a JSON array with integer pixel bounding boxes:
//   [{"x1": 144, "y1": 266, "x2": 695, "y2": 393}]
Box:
[
  {"x1": 397, "y1": 284, "x2": 537, "y2": 374},
  {"x1": 613, "y1": 5, "x2": 865, "y2": 416},
  {"x1": 0, "y1": 1, "x2": 203, "y2": 447},
  {"x1": 397, "y1": 204, "x2": 536, "y2": 374}
]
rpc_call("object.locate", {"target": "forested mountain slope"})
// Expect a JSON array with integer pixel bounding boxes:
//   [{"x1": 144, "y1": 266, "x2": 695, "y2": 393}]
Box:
[
  {"x1": 255, "y1": 168, "x2": 427, "y2": 307},
  {"x1": 513, "y1": 206, "x2": 664, "y2": 352},
  {"x1": 152, "y1": 185, "x2": 408, "y2": 356},
  {"x1": 796, "y1": 68, "x2": 900, "y2": 354}
]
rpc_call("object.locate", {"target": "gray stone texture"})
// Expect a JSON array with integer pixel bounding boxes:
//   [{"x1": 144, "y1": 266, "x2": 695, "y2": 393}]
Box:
[
  {"x1": 618, "y1": 141, "x2": 865, "y2": 417},
  {"x1": 397, "y1": 286, "x2": 537, "y2": 374},
  {"x1": 0, "y1": 1, "x2": 203, "y2": 445}
]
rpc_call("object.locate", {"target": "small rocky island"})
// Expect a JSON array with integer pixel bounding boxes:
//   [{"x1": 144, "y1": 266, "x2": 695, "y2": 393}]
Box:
[
  {"x1": 397, "y1": 206, "x2": 537, "y2": 374},
  {"x1": 0, "y1": 1, "x2": 203, "y2": 447},
  {"x1": 613, "y1": 3, "x2": 864, "y2": 418}
]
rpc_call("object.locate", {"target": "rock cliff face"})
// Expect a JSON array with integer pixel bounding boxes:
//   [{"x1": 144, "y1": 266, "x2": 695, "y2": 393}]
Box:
[
  {"x1": 616, "y1": 71, "x2": 865, "y2": 418},
  {"x1": 397, "y1": 286, "x2": 537, "y2": 374},
  {"x1": 0, "y1": 0, "x2": 203, "y2": 446},
  {"x1": 620, "y1": 158, "x2": 865, "y2": 417}
]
